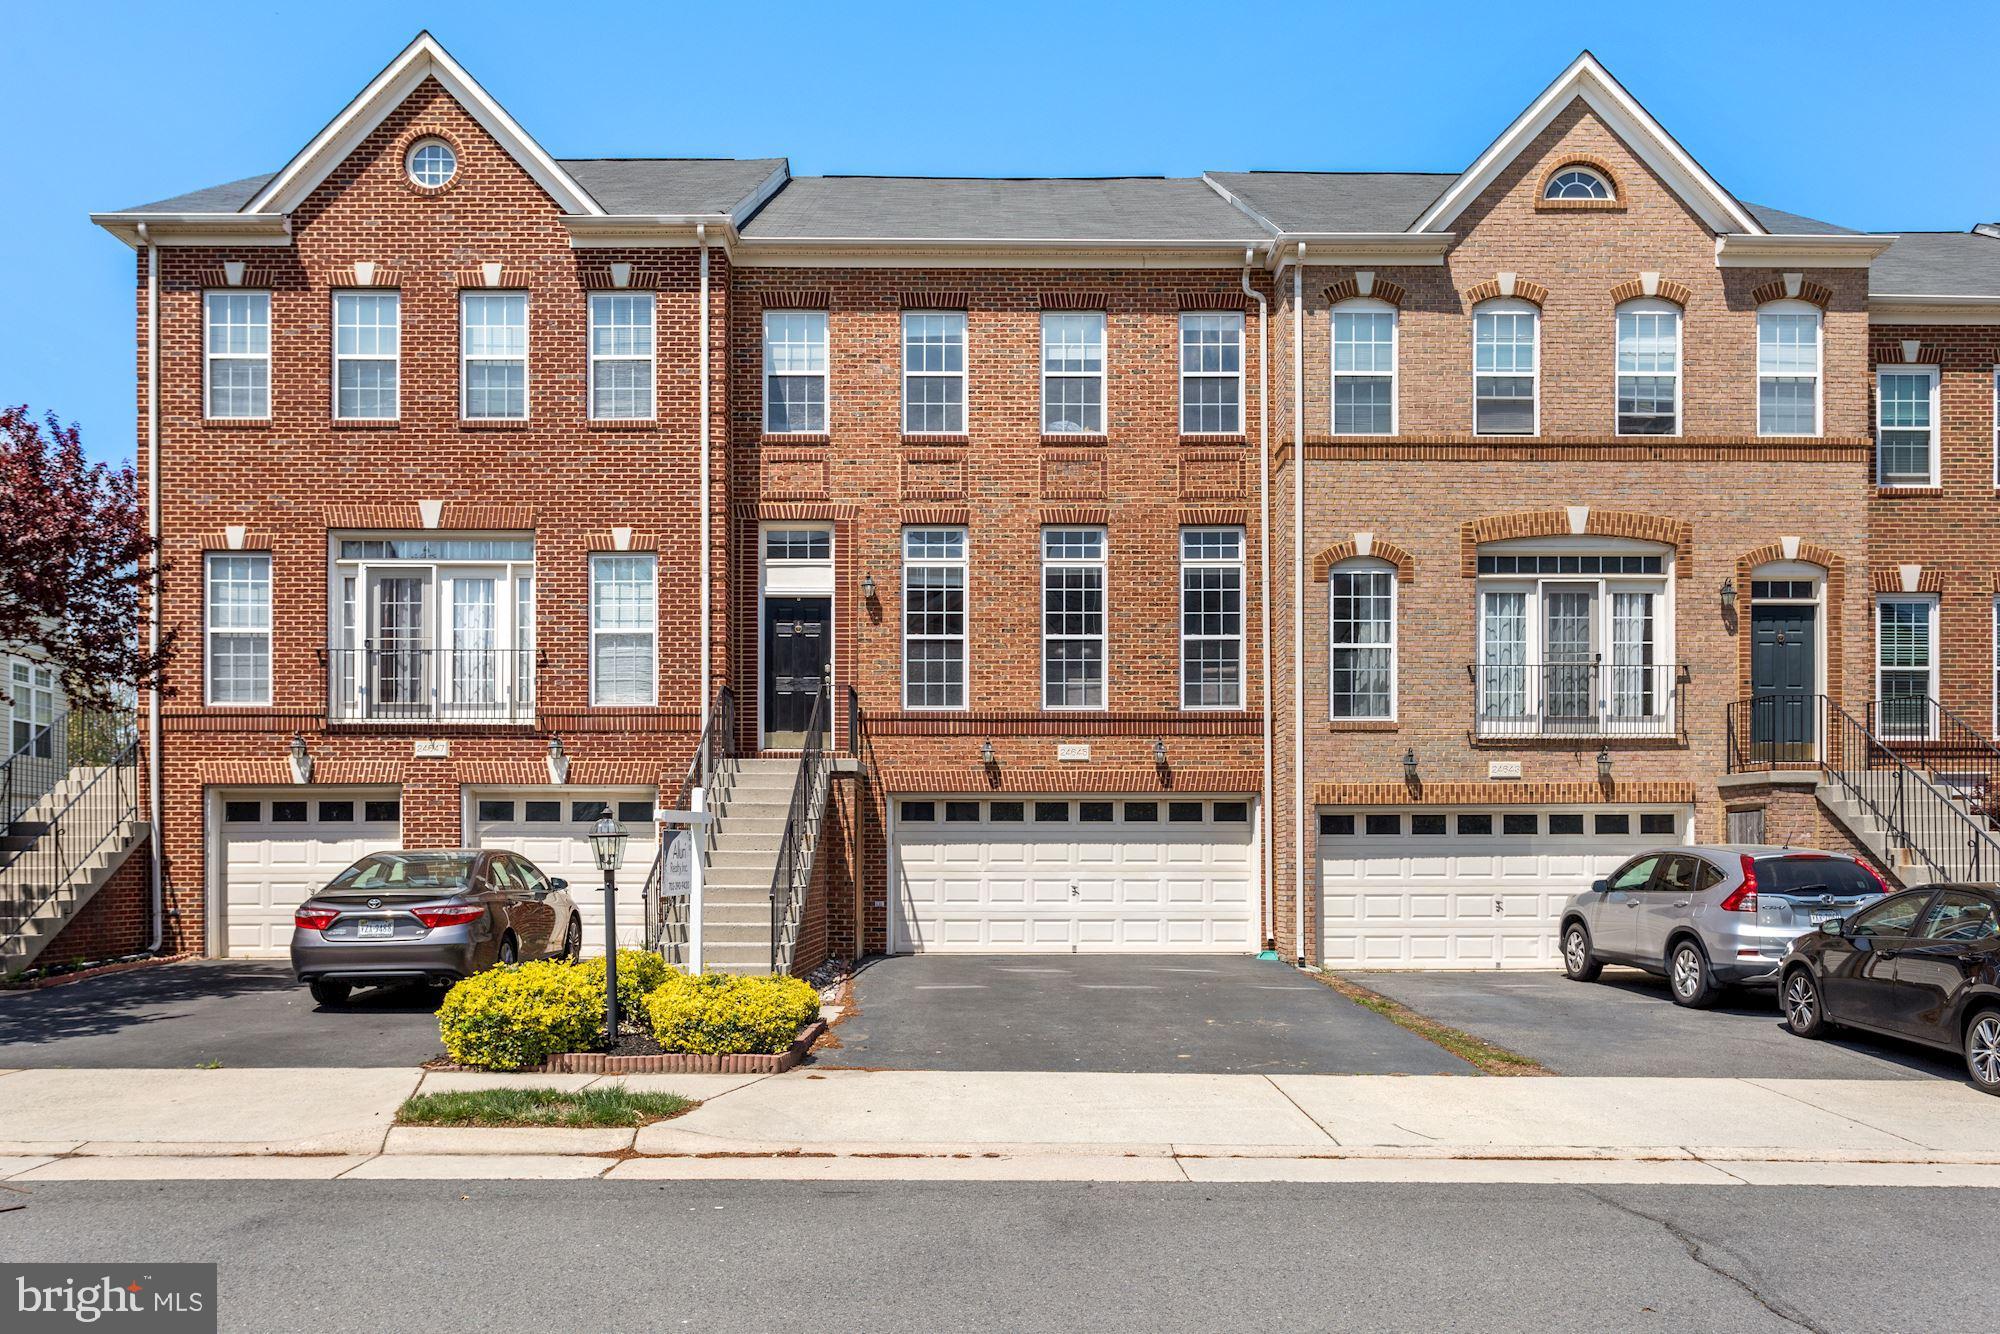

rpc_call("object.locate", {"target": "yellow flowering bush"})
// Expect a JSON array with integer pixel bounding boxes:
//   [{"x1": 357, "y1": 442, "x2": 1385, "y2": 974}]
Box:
[
  {"x1": 579, "y1": 948, "x2": 674, "y2": 1019},
  {"x1": 437, "y1": 961, "x2": 601, "y2": 1070},
  {"x1": 644, "y1": 972, "x2": 821, "y2": 1055}
]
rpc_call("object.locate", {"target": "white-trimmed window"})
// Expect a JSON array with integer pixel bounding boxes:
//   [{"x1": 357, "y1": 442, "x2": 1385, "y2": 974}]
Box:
[
  {"x1": 1181, "y1": 528, "x2": 1243, "y2": 708},
  {"x1": 1473, "y1": 300, "x2": 1538, "y2": 435},
  {"x1": 1332, "y1": 300, "x2": 1397, "y2": 434},
  {"x1": 1757, "y1": 302, "x2": 1821, "y2": 436},
  {"x1": 1179, "y1": 312, "x2": 1242, "y2": 434},
  {"x1": 902, "y1": 527, "x2": 967, "y2": 708},
  {"x1": 902, "y1": 312, "x2": 966, "y2": 434},
  {"x1": 1615, "y1": 300, "x2": 1680, "y2": 436},
  {"x1": 8, "y1": 658, "x2": 57, "y2": 756},
  {"x1": 1329, "y1": 560, "x2": 1396, "y2": 720},
  {"x1": 1042, "y1": 527, "x2": 1106, "y2": 708},
  {"x1": 763, "y1": 310, "x2": 827, "y2": 433},
  {"x1": 333, "y1": 290, "x2": 399, "y2": 420},
  {"x1": 1041, "y1": 313, "x2": 1105, "y2": 435},
  {"x1": 1545, "y1": 166, "x2": 1613, "y2": 201},
  {"x1": 206, "y1": 553, "x2": 271, "y2": 705},
  {"x1": 461, "y1": 292, "x2": 528, "y2": 420},
  {"x1": 1877, "y1": 366, "x2": 1940, "y2": 487},
  {"x1": 590, "y1": 554, "x2": 657, "y2": 705},
  {"x1": 1876, "y1": 596, "x2": 1938, "y2": 739},
  {"x1": 204, "y1": 291, "x2": 270, "y2": 419},
  {"x1": 589, "y1": 292, "x2": 655, "y2": 420}
]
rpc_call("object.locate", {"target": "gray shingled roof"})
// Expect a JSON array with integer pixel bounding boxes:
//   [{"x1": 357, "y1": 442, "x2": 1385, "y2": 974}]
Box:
[
  {"x1": 1871, "y1": 230, "x2": 2000, "y2": 298},
  {"x1": 738, "y1": 176, "x2": 1269, "y2": 242},
  {"x1": 119, "y1": 173, "x2": 275, "y2": 214},
  {"x1": 1204, "y1": 173, "x2": 1455, "y2": 233},
  {"x1": 560, "y1": 158, "x2": 786, "y2": 216},
  {"x1": 1744, "y1": 203, "x2": 1857, "y2": 235}
]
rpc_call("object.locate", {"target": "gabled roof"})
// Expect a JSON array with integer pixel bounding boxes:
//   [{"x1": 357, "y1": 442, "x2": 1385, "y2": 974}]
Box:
[
  {"x1": 1871, "y1": 230, "x2": 2000, "y2": 299},
  {"x1": 119, "y1": 173, "x2": 275, "y2": 215},
  {"x1": 1202, "y1": 173, "x2": 1456, "y2": 234},
  {"x1": 1408, "y1": 51, "x2": 1767, "y2": 237},
  {"x1": 1743, "y1": 203, "x2": 1858, "y2": 236},
  {"x1": 738, "y1": 176, "x2": 1269, "y2": 244},
  {"x1": 560, "y1": 159, "x2": 789, "y2": 220}
]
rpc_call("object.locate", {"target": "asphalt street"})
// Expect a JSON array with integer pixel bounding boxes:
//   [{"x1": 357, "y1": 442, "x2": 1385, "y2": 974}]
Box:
[{"x1": 5, "y1": 1179, "x2": 1996, "y2": 1332}]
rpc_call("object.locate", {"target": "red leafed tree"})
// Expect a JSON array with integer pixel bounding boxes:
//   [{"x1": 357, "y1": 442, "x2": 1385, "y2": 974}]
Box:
[{"x1": 0, "y1": 406, "x2": 173, "y2": 706}]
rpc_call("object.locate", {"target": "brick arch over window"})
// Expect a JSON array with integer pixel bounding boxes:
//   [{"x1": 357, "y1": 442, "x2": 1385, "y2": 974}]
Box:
[
  {"x1": 1749, "y1": 278, "x2": 1835, "y2": 309},
  {"x1": 1463, "y1": 277, "x2": 1549, "y2": 307},
  {"x1": 1535, "y1": 155, "x2": 1625, "y2": 212},
  {"x1": 1609, "y1": 277, "x2": 1694, "y2": 307},
  {"x1": 1460, "y1": 510, "x2": 1693, "y2": 577},
  {"x1": 1321, "y1": 277, "x2": 1408, "y2": 308},
  {"x1": 1311, "y1": 538, "x2": 1414, "y2": 582},
  {"x1": 1733, "y1": 541, "x2": 1848, "y2": 734}
]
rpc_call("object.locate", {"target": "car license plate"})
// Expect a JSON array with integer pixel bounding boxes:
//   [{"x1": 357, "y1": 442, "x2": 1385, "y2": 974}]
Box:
[
  {"x1": 357, "y1": 918, "x2": 394, "y2": 940},
  {"x1": 1810, "y1": 912, "x2": 1836, "y2": 925}
]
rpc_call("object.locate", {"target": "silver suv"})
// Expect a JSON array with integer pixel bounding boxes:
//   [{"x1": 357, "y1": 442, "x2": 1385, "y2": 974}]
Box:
[{"x1": 1558, "y1": 846, "x2": 1889, "y2": 1007}]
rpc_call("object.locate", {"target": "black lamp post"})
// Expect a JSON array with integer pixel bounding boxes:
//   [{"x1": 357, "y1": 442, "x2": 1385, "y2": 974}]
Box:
[{"x1": 588, "y1": 815, "x2": 630, "y2": 1040}]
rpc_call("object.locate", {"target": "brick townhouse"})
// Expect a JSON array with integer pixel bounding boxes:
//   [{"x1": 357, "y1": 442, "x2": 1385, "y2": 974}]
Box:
[{"x1": 33, "y1": 33, "x2": 1990, "y2": 979}]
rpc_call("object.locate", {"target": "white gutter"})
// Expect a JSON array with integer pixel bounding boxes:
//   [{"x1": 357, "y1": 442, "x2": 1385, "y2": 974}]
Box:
[
  {"x1": 1241, "y1": 250, "x2": 1274, "y2": 950},
  {"x1": 697, "y1": 224, "x2": 712, "y2": 704},
  {"x1": 1290, "y1": 241, "x2": 1306, "y2": 966},
  {"x1": 137, "y1": 222, "x2": 163, "y2": 953}
]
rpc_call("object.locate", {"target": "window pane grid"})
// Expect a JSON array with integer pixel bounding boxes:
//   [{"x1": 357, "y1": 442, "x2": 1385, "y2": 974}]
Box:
[
  {"x1": 461, "y1": 293, "x2": 528, "y2": 420},
  {"x1": 205, "y1": 291, "x2": 270, "y2": 419},
  {"x1": 1616, "y1": 309, "x2": 1678, "y2": 435},
  {"x1": 1181, "y1": 527, "x2": 1243, "y2": 708},
  {"x1": 590, "y1": 555, "x2": 656, "y2": 704},
  {"x1": 206, "y1": 553, "x2": 271, "y2": 704},
  {"x1": 1332, "y1": 309, "x2": 1395, "y2": 435},
  {"x1": 764, "y1": 311, "x2": 828, "y2": 433},
  {"x1": 1878, "y1": 371, "x2": 1935, "y2": 484},
  {"x1": 903, "y1": 526, "x2": 967, "y2": 709},
  {"x1": 590, "y1": 293, "x2": 655, "y2": 420},
  {"x1": 334, "y1": 291, "x2": 400, "y2": 420},
  {"x1": 1042, "y1": 313, "x2": 1105, "y2": 434},
  {"x1": 902, "y1": 312, "x2": 966, "y2": 434},
  {"x1": 1474, "y1": 309, "x2": 1536, "y2": 434},
  {"x1": 1042, "y1": 528, "x2": 1106, "y2": 707},
  {"x1": 1179, "y1": 313, "x2": 1242, "y2": 434},
  {"x1": 1330, "y1": 567, "x2": 1394, "y2": 719},
  {"x1": 1758, "y1": 310, "x2": 1821, "y2": 435}
]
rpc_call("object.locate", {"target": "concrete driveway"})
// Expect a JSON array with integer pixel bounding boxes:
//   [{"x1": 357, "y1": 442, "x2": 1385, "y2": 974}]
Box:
[
  {"x1": 0, "y1": 961, "x2": 447, "y2": 1068},
  {"x1": 1349, "y1": 967, "x2": 1964, "y2": 1081},
  {"x1": 830, "y1": 954, "x2": 1473, "y2": 1074}
]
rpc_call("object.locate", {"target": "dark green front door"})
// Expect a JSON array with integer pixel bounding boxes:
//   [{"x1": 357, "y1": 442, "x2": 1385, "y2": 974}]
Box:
[
  {"x1": 763, "y1": 597, "x2": 830, "y2": 747},
  {"x1": 1750, "y1": 604, "x2": 1817, "y2": 760}
]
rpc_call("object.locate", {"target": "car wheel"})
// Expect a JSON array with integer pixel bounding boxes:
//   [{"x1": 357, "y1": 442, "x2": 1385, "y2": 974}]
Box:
[
  {"x1": 498, "y1": 934, "x2": 519, "y2": 967},
  {"x1": 1965, "y1": 1010, "x2": 2000, "y2": 1096},
  {"x1": 561, "y1": 916, "x2": 583, "y2": 963},
  {"x1": 1781, "y1": 967, "x2": 1827, "y2": 1038},
  {"x1": 1561, "y1": 922, "x2": 1603, "y2": 982},
  {"x1": 1667, "y1": 939, "x2": 1717, "y2": 1009},
  {"x1": 309, "y1": 979, "x2": 351, "y2": 1007}
]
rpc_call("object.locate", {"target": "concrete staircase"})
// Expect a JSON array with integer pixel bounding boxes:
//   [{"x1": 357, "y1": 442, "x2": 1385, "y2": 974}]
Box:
[
  {"x1": 0, "y1": 758, "x2": 148, "y2": 973},
  {"x1": 698, "y1": 756, "x2": 808, "y2": 974},
  {"x1": 1818, "y1": 770, "x2": 2000, "y2": 887}
]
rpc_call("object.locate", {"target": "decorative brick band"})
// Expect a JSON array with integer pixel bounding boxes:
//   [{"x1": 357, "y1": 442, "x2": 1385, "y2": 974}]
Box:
[
  {"x1": 1463, "y1": 277, "x2": 1549, "y2": 306},
  {"x1": 323, "y1": 503, "x2": 537, "y2": 531},
  {"x1": 199, "y1": 267, "x2": 282, "y2": 289},
  {"x1": 883, "y1": 766, "x2": 1261, "y2": 794},
  {"x1": 1041, "y1": 453, "x2": 1105, "y2": 501},
  {"x1": 1040, "y1": 504, "x2": 1109, "y2": 526},
  {"x1": 1461, "y1": 509, "x2": 1693, "y2": 577},
  {"x1": 1870, "y1": 342, "x2": 1946, "y2": 367},
  {"x1": 580, "y1": 266, "x2": 661, "y2": 290},
  {"x1": 1751, "y1": 278, "x2": 1835, "y2": 309},
  {"x1": 901, "y1": 505, "x2": 971, "y2": 525},
  {"x1": 900, "y1": 450, "x2": 966, "y2": 502},
  {"x1": 900, "y1": 290, "x2": 970, "y2": 310},
  {"x1": 1609, "y1": 277, "x2": 1693, "y2": 306},
  {"x1": 582, "y1": 531, "x2": 661, "y2": 552},
  {"x1": 163, "y1": 708, "x2": 324, "y2": 734},
  {"x1": 730, "y1": 501, "x2": 856, "y2": 521},
  {"x1": 452, "y1": 266, "x2": 533, "y2": 289},
  {"x1": 1300, "y1": 438, "x2": 1870, "y2": 463},
  {"x1": 870, "y1": 712, "x2": 1260, "y2": 737},
  {"x1": 1039, "y1": 291, "x2": 1109, "y2": 310},
  {"x1": 325, "y1": 264, "x2": 404, "y2": 288},
  {"x1": 1870, "y1": 566, "x2": 1943, "y2": 594},
  {"x1": 1180, "y1": 506, "x2": 1249, "y2": 526},
  {"x1": 758, "y1": 289, "x2": 830, "y2": 310},
  {"x1": 533, "y1": 711, "x2": 700, "y2": 734},
  {"x1": 1322, "y1": 277, "x2": 1408, "y2": 307},
  {"x1": 1178, "y1": 291, "x2": 1255, "y2": 311},
  {"x1": 195, "y1": 760, "x2": 402, "y2": 786},
  {"x1": 1739, "y1": 539, "x2": 1844, "y2": 574},
  {"x1": 1534, "y1": 156, "x2": 1626, "y2": 212},
  {"x1": 197, "y1": 531, "x2": 277, "y2": 552},
  {"x1": 761, "y1": 452, "x2": 830, "y2": 500},
  {"x1": 1178, "y1": 448, "x2": 1246, "y2": 500},
  {"x1": 1311, "y1": 537, "x2": 1414, "y2": 581},
  {"x1": 1315, "y1": 780, "x2": 1696, "y2": 807}
]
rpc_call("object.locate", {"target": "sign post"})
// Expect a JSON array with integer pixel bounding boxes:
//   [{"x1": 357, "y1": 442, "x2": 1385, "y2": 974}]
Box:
[{"x1": 656, "y1": 790, "x2": 710, "y2": 973}]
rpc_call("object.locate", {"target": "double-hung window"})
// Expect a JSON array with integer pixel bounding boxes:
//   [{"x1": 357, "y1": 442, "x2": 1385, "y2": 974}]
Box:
[
  {"x1": 1615, "y1": 300, "x2": 1680, "y2": 435},
  {"x1": 204, "y1": 291, "x2": 270, "y2": 419},
  {"x1": 1757, "y1": 303, "x2": 1821, "y2": 435},
  {"x1": 590, "y1": 554, "x2": 657, "y2": 705},
  {"x1": 9, "y1": 658, "x2": 57, "y2": 757},
  {"x1": 1877, "y1": 366, "x2": 1939, "y2": 487},
  {"x1": 1181, "y1": 528, "x2": 1243, "y2": 708},
  {"x1": 1329, "y1": 562, "x2": 1396, "y2": 720},
  {"x1": 1041, "y1": 313, "x2": 1105, "y2": 434},
  {"x1": 1042, "y1": 528, "x2": 1106, "y2": 708},
  {"x1": 1473, "y1": 301, "x2": 1538, "y2": 435},
  {"x1": 1877, "y1": 597, "x2": 1937, "y2": 740},
  {"x1": 1332, "y1": 301, "x2": 1397, "y2": 434},
  {"x1": 902, "y1": 312, "x2": 966, "y2": 434},
  {"x1": 763, "y1": 311, "x2": 827, "y2": 433},
  {"x1": 589, "y1": 292, "x2": 655, "y2": 420},
  {"x1": 206, "y1": 553, "x2": 271, "y2": 705},
  {"x1": 902, "y1": 528, "x2": 967, "y2": 708},
  {"x1": 1179, "y1": 313, "x2": 1242, "y2": 434},
  {"x1": 333, "y1": 291, "x2": 399, "y2": 420},
  {"x1": 461, "y1": 292, "x2": 528, "y2": 420}
]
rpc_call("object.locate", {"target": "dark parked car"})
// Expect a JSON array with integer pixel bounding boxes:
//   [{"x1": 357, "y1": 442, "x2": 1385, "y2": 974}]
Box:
[
  {"x1": 1780, "y1": 883, "x2": 2000, "y2": 1093},
  {"x1": 290, "y1": 849, "x2": 580, "y2": 1006}
]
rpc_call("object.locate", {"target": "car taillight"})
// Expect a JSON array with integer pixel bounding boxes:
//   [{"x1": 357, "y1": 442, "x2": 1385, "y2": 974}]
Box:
[
  {"x1": 294, "y1": 907, "x2": 339, "y2": 931},
  {"x1": 1857, "y1": 859, "x2": 1891, "y2": 896},
  {"x1": 410, "y1": 904, "x2": 485, "y2": 929},
  {"x1": 1719, "y1": 855, "x2": 1760, "y2": 913}
]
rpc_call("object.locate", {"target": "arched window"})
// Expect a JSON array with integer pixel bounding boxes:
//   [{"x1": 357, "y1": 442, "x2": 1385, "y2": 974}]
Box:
[
  {"x1": 1473, "y1": 299, "x2": 1538, "y2": 435},
  {"x1": 1329, "y1": 558, "x2": 1397, "y2": 720},
  {"x1": 1544, "y1": 165, "x2": 1613, "y2": 201},
  {"x1": 1756, "y1": 300, "x2": 1822, "y2": 437},
  {"x1": 1615, "y1": 298, "x2": 1681, "y2": 436},
  {"x1": 1331, "y1": 299, "x2": 1397, "y2": 435}
]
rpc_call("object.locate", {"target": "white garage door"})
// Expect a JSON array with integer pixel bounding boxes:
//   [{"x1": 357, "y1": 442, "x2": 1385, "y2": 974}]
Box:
[
  {"x1": 217, "y1": 789, "x2": 402, "y2": 958},
  {"x1": 893, "y1": 796, "x2": 1258, "y2": 953},
  {"x1": 1318, "y1": 806, "x2": 1688, "y2": 970},
  {"x1": 468, "y1": 788, "x2": 658, "y2": 953}
]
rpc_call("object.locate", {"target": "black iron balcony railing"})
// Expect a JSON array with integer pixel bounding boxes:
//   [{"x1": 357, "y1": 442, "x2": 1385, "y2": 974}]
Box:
[
  {"x1": 1470, "y1": 659, "x2": 1687, "y2": 739},
  {"x1": 323, "y1": 644, "x2": 540, "y2": 725}
]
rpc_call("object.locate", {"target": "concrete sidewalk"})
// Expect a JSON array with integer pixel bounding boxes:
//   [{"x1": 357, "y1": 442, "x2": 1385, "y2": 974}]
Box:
[{"x1": 6, "y1": 1065, "x2": 2000, "y2": 1184}]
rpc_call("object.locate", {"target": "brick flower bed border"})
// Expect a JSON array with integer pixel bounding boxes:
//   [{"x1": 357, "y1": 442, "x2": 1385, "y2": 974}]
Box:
[
  {"x1": 432, "y1": 1020, "x2": 829, "y2": 1075},
  {"x1": 0, "y1": 952, "x2": 198, "y2": 993}
]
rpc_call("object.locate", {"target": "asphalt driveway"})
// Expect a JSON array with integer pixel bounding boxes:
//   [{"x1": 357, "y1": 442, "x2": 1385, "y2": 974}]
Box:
[
  {"x1": 830, "y1": 954, "x2": 1473, "y2": 1074},
  {"x1": 1348, "y1": 967, "x2": 1964, "y2": 1081},
  {"x1": 0, "y1": 962, "x2": 447, "y2": 1068}
]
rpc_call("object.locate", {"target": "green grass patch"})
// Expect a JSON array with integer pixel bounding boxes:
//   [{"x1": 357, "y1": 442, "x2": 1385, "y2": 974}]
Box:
[
  {"x1": 397, "y1": 1086, "x2": 696, "y2": 1128},
  {"x1": 1312, "y1": 971, "x2": 1549, "y2": 1076}
]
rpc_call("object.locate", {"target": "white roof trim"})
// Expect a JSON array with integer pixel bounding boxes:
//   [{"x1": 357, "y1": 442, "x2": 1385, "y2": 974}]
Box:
[
  {"x1": 1409, "y1": 52, "x2": 1764, "y2": 238},
  {"x1": 245, "y1": 32, "x2": 603, "y2": 217}
]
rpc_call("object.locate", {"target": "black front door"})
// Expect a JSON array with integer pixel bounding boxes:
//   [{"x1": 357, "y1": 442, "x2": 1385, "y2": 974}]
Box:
[
  {"x1": 1749, "y1": 604, "x2": 1817, "y2": 761},
  {"x1": 764, "y1": 597, "x2": 830, "y2": 746}
]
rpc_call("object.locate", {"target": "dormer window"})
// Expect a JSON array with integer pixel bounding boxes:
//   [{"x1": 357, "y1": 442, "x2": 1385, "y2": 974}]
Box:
[{"x1": 1544, "y1": 166, "x2": 1612, "y2": 201}]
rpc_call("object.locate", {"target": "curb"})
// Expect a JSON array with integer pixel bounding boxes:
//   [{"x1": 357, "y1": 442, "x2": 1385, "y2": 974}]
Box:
[{"x1": 429, "y1": 1020, "x2": 828, "y2": 1076}]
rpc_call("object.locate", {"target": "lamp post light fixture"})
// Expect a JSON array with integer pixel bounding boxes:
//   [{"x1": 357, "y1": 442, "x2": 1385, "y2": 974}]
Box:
[
  {"x1": 588, "y1": 816, "x2": 630, "y2": 1039},
  {"x1": 1719, "y1": 578, "x2": 1736, "y2": 613}
]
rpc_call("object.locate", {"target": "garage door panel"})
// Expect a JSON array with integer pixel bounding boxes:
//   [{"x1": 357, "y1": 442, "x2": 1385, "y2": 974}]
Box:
[
  {"x1": 469, "y1": 788, "x2": 656, "y2": 955},
  {"x1": 217, "y1": 789, "x2": 402, "y2": 959}
]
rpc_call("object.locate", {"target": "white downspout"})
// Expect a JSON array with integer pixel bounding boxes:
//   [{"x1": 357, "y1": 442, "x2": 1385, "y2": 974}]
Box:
[
  {"x1": 1291, "y1": 241, "x2": 1306, "y2": 967},
  {"x1": 137, "y1": 222, "x2": 163, "y2": 953},
  {"x1": 697, "y1": 224, "x2": 712, "y2": 704},
  {"x1": 1241, "y1": 250, "x2": 1274, "y2": 952}
]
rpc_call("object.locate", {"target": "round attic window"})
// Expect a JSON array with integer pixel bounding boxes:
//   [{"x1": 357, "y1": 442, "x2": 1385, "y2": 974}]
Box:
[
  {"x1": 406, "y1": 138, "x2": 458, "y2": 189},
  {"x1": 1544, "y1": 166, "x2": 1612, "y2": 201}
]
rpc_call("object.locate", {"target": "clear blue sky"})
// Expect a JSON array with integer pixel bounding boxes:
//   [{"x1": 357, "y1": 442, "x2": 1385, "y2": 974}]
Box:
[{"x1": 6, "y1": 0, "x2": 1995, "y2": 467}]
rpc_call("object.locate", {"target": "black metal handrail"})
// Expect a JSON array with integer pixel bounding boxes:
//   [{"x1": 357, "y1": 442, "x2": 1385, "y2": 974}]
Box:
[
  {"x1": 1819, "y1": 694, "x2": 2000, "y2": 884},
  {"x1": 769, "y1": 683, "x2": 831, "y2": 974},
  {"x1": 3, "y1": 710, "x2": 138, "y2": 837},
  {"x1": 648, "y1": 687, "x2": 736, "y2": 964},
  {"x1": 1, "y1": 738, "x2": 140, "y2": 949},
  {"x1": 324, "y1": 645, "x2": 541, "y2": 724},
  {"x1": 1470, "y1": 660, "x2": 1687, "y2": 739},
  {"x1": 1867, "y1": 697, "x2": 2000, "y2": 823},
  {"x1": 1724, "y1": 692, "x2": 1823, "y2": 771}
]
